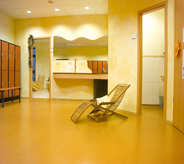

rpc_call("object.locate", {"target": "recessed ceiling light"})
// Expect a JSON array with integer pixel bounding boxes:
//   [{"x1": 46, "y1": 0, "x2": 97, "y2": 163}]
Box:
[
  {"x1": 84, "y1": 6, "x2": 89, "y2": 9},
  {"x1": 27, "y1": 10, "x2": 31, "y2": 13},
  {"x1": 55, "y1": 8, "x2": 59, "y2": 11}
]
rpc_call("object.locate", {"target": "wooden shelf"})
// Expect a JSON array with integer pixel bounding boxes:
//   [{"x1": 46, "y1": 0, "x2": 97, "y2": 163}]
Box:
[{"x1": 53, "y1": 73, "x2": 108, "y2": 80}]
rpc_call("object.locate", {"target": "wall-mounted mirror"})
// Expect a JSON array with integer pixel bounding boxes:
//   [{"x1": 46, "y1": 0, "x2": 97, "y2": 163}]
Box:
[
  {"x1": 53, "y1": 35, "x2": 108, "y2": 61},
  {"x1": 53, "y1": 36, "x2": 108, "y2": 74}
]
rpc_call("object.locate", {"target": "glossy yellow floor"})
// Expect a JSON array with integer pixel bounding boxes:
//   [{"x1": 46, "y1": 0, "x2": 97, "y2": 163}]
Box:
[{"x1": 0, "y1": 99, "x2": 184, "y2": 164}]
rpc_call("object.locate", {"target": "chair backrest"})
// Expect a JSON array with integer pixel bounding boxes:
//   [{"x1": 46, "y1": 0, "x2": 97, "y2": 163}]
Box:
[
  {"x1": 108, "y1": 83, "x2": 130, "y2": 111},
  {"x1": 37, "y1": 75, "x2": 45, "y2": 89}
]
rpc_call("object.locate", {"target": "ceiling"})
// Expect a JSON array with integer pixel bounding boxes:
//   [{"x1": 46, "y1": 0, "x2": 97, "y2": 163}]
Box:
[{"x1": 0, "y1": 0, "x2": 108, "y2": 19}]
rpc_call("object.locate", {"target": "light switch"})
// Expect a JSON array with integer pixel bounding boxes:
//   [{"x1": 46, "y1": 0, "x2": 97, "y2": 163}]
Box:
[
  {"x1": 56, "y1": 61, "x2": 60, "y2": 65},
  {"x1": 132, "y1": 33, "x2": 137, "y2": 39}
]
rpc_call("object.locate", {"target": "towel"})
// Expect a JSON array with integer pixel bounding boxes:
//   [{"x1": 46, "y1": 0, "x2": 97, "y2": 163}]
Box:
[{"x1": 96, "y1": 95, "x2": 110, "y2": 108}]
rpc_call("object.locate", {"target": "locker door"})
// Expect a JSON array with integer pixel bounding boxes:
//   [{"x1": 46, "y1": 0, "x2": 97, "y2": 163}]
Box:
[
  {"x1": 9, "y1": 71, "x2": 14, "y2": 97},
  {"x1": 97, "y1": 61, "x2": 103, "y2": 73},
  {"x1": 2, "y1": 41, "x2": 8, "y2": 70},
  {"x1": 15, "y1": 46, "x2": 20, "y2": 96},
  {"x1": 9, "y1": 44, "x2": 15, "y2": 97},
  {"x1": 15, "y1": 71, "x2": 20, "y2": 96},
  {"x1": 102, "y1": 61, "x2": 107, "y2": 73},
  {"x1": 15, "y1": 46, "x2": 20, "y2": 71},
  {"x1": 2, "y1": 41, "x2": 9, "y2": 98},
  {"x1": 2, "y1": 70, "x2": 8, "y2": 98},
  {"x1": 92, "y1": 61, "x2": 98, "y2": 73}
]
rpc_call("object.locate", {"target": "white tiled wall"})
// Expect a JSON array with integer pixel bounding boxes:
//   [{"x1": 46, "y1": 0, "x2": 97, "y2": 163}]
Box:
[{"x1": 142, "y1": 57, "x2": 164, "y2": 105}]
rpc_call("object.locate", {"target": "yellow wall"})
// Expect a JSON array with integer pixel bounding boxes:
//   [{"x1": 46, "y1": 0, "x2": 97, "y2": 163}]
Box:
[
  {"x1": 108, "y1": 0, "x2": 174, "y2": 121},
  {"x1": 34, "y1": 41, "x2": 50, "y2": 89},
  {"x1": 0, "y1": 11, "x2": 14, "y2": 43},
  {"x1": 14, "y1": 14, "x2": 108, "y2": 98}
]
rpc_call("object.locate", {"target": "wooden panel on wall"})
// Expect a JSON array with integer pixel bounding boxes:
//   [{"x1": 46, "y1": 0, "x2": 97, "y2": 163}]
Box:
[
  {"x1": 15, "y1": 71, "x2": 20, "y2": 96},
  {"x1": 2, "y1": 41, "x2": 8, "y2": 70},
  {"x1": 9, "y1": 70, "x2": 14, "y2": 97},
  {"x1": 9, "y1": 44, "x2": 15, "y2": 71},
  {"x1": 98, "y1": 61, "x2": 103, "y2": 73},
  {"x1": 15, "y1": 46, "x2": 20, "y2": 71},
  {"x1": 102, "y1": 61, "x2": 107, "y2": 73},
  {"x1": 2, "y1": 70, "x2": 8, "y2": 98},
  {"x1": 92, "y1": 61, "x2": 98, "y2": 73}
]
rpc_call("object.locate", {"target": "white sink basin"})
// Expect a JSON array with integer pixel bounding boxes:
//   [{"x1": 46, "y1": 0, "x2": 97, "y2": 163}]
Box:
[{"x1": 160, "y1": 74, "x2": 164, "y2": 81}]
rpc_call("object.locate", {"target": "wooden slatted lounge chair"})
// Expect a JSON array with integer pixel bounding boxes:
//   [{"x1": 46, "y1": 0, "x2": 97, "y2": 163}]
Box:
[
  {"x1": 71, "y1": 83, "x2": 130, "y2": 123},
  {"x1": 32, "y1": 75, "x2": 45, "y2": 91},
  {"x1": 88, "y1": 83, "x2": 130, "y2": 122}
]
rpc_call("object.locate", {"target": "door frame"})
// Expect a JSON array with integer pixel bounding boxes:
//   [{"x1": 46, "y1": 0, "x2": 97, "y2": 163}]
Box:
[
  {"x1": 137, "y1": 2, "x2": 168, "y2": 121},
  {"x1": 29, "y1": 36, "x2": 51, "y2": 99}
]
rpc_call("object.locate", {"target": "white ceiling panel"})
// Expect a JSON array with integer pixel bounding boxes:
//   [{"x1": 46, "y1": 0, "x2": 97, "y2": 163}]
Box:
[
  {"x1": 4, "y1": 9, "x2": 24, "y2": 15},
  {"x1": 0, "y1": 1, "x2": 15, "y2": 9},
  {"x1": 32, "y1": 8, "x2": 52, "y2": 14},
  {"x1": 8, "y1": 0, "x2": 29, "y2": 8},
  {"x1": 62, "y1": 5, "x2": 80, "y2": 12}
]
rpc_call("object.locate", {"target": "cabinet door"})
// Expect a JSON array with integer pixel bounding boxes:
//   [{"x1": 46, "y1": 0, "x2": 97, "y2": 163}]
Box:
[
  {"x1": 15, "y1": 71, "x2": 20, "y2": 96},
  {"x1": 102, "y1": 61, "x2": 107, "y2": 73},
  {"x1": 92, "y1": 61, "x2": 98, "y2": 73},
  {"x1": 2, "y1": 41, "x2": 8, "y2": 70},
  {"x1": 9, "y1": 71, "x2": 14, "y2": 97},
  {"x1": 2, "y1": 70, "x2": 8, "y2": 98},
  {"x1": 9, "y1": 44, "x2": 15, "y2": 97},
  {"x1": 97, "y1": 61, "x2": 103, "y2": 73},
  {"x1": 2, "y1": 41, "x2": 8, "y2": 98},
  {"x1": 15, "y1": 46, "x2": 20, "y2": 71},
  {"x1": 9, "y1": 44, "x2": 15, "y2": 71}
]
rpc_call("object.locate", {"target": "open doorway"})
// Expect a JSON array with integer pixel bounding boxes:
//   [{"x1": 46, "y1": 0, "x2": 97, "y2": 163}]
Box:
[
  {"x1": 31, "y1": 38, "x2": 50, "y2": 99},
  {"x1": 137, "y1": 2, "x2": 167, "y2": 120},
  {"x1": 142, "y1": 8, "x2": 165, "y2": 119}
]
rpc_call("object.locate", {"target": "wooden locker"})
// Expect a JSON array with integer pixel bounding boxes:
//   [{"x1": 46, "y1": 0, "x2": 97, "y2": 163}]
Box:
[
  {"x1": 15, "y1": 71, "x2": 20, "y2": 96},
  {"x1": 92, "y1": 61, "x2": 98, "y2": 73},
  {"x1": 1, "y1": 41, "x2": 9, "y2": 98},
  {"x1": 2, "y1": 70, "x2": 8, "y2": 98},
  {"x1": 9, "y1": 44, "x2": 15, "y2": 71},
  {"x1": 102, "y1": 61, "x2": 107, "y2": 73},
  {"x1": 15, "y1": 46, "x2": 20, "y2": 71},
  {"x1": 97, "y1": 61, "x2": 103, "y2": 73},
  {"x1": 2, "y1": 41, "x2": 8, "y2": 70},
  {"x1": 9, "y1": 44, "x2": 15, "y2": 96},
  {"x1": 15, "y1": 46, "x2": 20, "y2": 96},
  {"x1": 87, "y1": 61, "x2": 93, "y2": 72},
  {"x1": 9, "y1": 71, "x2": 14, "y2": 97}
]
